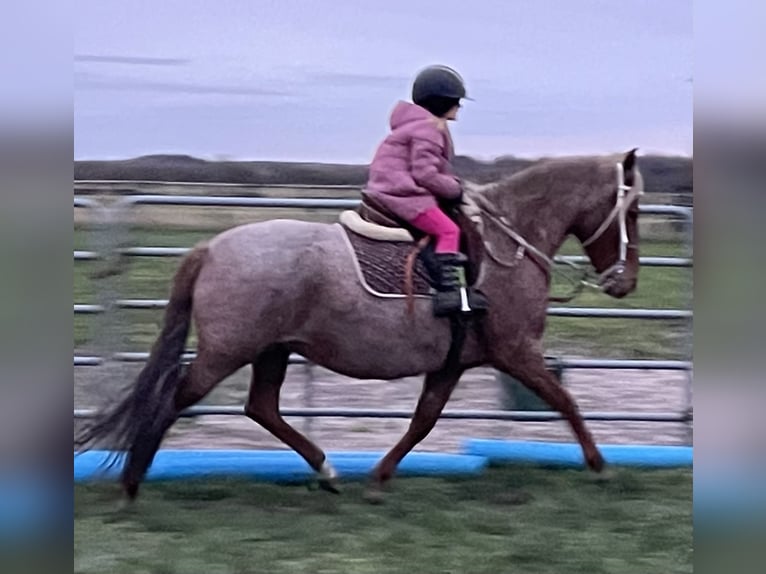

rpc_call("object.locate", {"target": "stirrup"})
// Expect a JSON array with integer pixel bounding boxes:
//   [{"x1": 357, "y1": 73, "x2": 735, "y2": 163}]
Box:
[{"x1": 459, "y1": 286, "x2": 471, "y2": 312}]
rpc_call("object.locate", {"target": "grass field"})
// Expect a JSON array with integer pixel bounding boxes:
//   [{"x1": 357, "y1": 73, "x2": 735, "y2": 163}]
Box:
[
  {"x1": 74, "y1": 466, "x2": 692, "y2": 574},
  {"x1": 74, "y1": 224, "x2": 692, "y2": 360}
]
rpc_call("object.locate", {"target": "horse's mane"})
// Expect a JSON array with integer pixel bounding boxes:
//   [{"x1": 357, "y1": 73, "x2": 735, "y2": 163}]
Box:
[{"x1": 463, "y1": 154, "x2": 626, "y2": 199}]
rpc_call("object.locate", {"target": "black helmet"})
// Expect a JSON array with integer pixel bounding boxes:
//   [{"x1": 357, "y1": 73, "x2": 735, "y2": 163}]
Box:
[{"x1": 412, "y1": 65, "x2": 468, "y2": 104}]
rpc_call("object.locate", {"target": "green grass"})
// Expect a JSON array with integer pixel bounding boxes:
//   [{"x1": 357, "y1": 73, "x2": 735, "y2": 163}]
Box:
[
  {"x1": 74, "y1": 467, "x2": 692, "y2": 574},
  {"x1": 74, "y1": 227, "x2": 691, "y2": 359}
]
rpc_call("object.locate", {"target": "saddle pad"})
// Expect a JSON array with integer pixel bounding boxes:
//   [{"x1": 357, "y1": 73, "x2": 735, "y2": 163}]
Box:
[{"x1": 343, "y1": 227, "x2": 432, "y2": 297}]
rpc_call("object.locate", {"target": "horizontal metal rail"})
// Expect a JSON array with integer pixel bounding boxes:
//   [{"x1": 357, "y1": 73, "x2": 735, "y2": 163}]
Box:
[
  {"x1": 73, "y1": 356, "x2": 103, "y2": 366},
  {"x1": 557, "y1": 358, "x2": 690, "y2": 370},
  {"x1": 555, "y1": 255, "x2": 691, "y2": 267},
  {"x1": 72, "y1": 181, "x2": 690, "y2": 204},
  {"x1": 73, "y1": 304, "x2": 105, "y2": 314},
  {"x1": 75, "y1": 195, "x2": 691, "y2": 217},
  {"x1": 74, "y1": 250, "x2": 101, "y2": 260},
  {"x1": 74, "y1": 300, "x2": 692, "y2": 320},
  {"x1": 110, "y1": 195, "x2": 692, "y2": 219},
  {"x1": 73, "y1": 405, "x2": 690, "y2": 423},
  {"x1": 74, "y1": 197, "x2": 102, "y2": 209},
  {"x1": 91, "y1": 246, "x2": 691, "y2": 268},
  {"x1": 119, "y1": 247, "x2": 190, "y2": 257},
  {"x1": 75, "y1": 180, "x2": 363, "y2": 190},
  {"x1": 117, "y1": 195, "x2": 361, "y2": 209},
  {"x1": 73, "y1": 353, "x2": 309, "y2": 366},
  {"x1": 74, "y1": 352, "x2": 690, "y2": 371},
  {"x1": 547, "y1": 307, "x2": 691, "y2": 319}
]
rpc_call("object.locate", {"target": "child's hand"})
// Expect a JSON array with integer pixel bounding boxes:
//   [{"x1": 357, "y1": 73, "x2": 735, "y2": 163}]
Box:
[{"x1": 444, "y1": 182, "x2": 464, "y2": 205}]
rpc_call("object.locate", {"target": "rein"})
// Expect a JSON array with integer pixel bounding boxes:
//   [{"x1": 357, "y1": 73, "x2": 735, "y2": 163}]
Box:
[{"x1": 473, "y1": 202, "x2": 590, "y2": 303}]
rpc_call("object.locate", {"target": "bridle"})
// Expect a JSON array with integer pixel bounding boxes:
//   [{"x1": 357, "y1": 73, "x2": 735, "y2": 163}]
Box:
[
  {"x1": 467, "y1": 162, "x2": 643, "y2": 301},
  {"x1": 580, "y1": 162, "x2": 644, "y2": 288}
]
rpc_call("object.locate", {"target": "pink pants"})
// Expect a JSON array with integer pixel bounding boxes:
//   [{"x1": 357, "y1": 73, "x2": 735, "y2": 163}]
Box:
[{"x1": 411, "y1": 207, "x2": 460, "y2": 253}]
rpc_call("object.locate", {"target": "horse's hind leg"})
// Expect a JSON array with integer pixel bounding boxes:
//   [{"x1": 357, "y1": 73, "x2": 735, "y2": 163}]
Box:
[
  {"x1": 245, "y1": 345, "x2": 337, "y2": 493},
  {"x1": 122, "y1": 350, "x2": 243, "y2": 500}
]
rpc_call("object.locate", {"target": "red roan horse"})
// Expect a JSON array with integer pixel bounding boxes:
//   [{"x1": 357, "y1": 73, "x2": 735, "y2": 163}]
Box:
[{"x1": 76, "y1": 150, "x2": 643, "y2": 501}]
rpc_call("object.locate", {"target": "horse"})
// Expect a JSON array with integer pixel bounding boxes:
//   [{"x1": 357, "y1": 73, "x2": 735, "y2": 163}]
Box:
[{"x1": 75, "y1": 149, "x2": 644, "y2": 501}]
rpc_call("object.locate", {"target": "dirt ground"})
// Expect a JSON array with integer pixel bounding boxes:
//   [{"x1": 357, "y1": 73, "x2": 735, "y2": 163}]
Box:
[{"x1": 74, "y1": 358, "x2": 692, "y2": 453}]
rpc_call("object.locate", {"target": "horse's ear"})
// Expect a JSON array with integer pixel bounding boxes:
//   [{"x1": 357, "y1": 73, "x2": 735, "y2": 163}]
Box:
[{"x1": 622, "y1": 148, "x2": 639, "y2": 173}]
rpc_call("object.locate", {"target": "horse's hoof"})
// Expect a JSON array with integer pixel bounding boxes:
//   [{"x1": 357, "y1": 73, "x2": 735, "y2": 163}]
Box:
[
  {"x1": 591, "y1": 467, "x2": 616, "y2": 483},
  {"x1": 318, "y1": 478, "x2": 341, "y2": 495},
  {"x1": 124, "y1": 481, "x2": 139, "y2": 501},
  {"x1": 363, "y1": 486, "x2": 385, "y2": 505},
  {"x1": 316, "y1": 459, "x2": 341, "y2": 494},
  {"x1": 116, "y1": 496, "x2": 135, "y2": 513},
  {"x1": 586, "y1": 450, "x2": 606, "y2": 473}
]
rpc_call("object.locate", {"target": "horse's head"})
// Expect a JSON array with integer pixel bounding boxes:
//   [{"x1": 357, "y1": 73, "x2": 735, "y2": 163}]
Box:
[{"x1": 572, "y1": 149, "x2": 644, "y2": 298}]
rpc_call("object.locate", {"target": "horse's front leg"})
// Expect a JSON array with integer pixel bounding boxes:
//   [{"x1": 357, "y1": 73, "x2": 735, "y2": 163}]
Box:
[
  {"x1": 495, "y1": 347, "x2": 605, "y2": 472},
  {"x1": 366, "y1": 367, "x2": 463, "y2": 502}
]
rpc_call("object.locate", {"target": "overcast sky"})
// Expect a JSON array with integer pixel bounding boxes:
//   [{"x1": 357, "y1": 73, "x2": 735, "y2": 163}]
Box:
[{"x1": 74, "y1": 0, "x2": 692, "y2": 162}]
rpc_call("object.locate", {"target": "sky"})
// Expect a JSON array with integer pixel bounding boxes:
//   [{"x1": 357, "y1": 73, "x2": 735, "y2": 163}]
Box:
[{"x1": 74, "y1": 0, "x2": 693, "y2": 162}]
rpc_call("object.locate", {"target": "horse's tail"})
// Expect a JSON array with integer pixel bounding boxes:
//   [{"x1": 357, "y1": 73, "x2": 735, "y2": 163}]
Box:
[{"x1": 75, "y1": 243, "x2": 209, "y2": 472}]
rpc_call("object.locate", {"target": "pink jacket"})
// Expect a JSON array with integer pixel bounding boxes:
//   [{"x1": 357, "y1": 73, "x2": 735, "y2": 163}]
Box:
[{"x1": 364, "y1": 101, "x2": 462, "y2": 222}]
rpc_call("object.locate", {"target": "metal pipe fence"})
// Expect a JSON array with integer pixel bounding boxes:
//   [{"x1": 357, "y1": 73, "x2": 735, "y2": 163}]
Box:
[
  {"x1": 74, "y1": 406, "x2": 690, "y2": 424},
  {"x1": 74, "y1": 190, "x2": 693, "y2": 434}
]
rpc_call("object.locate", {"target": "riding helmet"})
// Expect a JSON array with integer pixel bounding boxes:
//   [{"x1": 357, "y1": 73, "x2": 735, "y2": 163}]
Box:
[{"x1": 411, "y1": 65, "x2": 469, "y2": 118}]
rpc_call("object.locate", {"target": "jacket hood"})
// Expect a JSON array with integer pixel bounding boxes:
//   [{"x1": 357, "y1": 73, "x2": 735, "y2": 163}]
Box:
[{"x1": 389, "y1": 101, "x2": 433, "y2": 130}]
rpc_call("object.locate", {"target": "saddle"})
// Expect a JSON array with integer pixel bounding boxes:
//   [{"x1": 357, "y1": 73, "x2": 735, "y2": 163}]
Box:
[
  {"x1": 339, "y1": 192, "x2": 484, "y2": 295},
  {"x1": 340, "y1": 193, "x2": 488, "y2": 373}
]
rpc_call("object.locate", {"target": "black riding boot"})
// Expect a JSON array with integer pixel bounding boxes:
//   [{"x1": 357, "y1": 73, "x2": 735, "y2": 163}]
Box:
[{"x1": 431, "y1": 253, "x2": 489, "y2": 317}]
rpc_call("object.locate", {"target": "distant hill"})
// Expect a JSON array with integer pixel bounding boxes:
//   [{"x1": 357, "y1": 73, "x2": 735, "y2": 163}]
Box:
[{"x1": 74, "y1": 153, "x2": 692, "y2": 195}]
